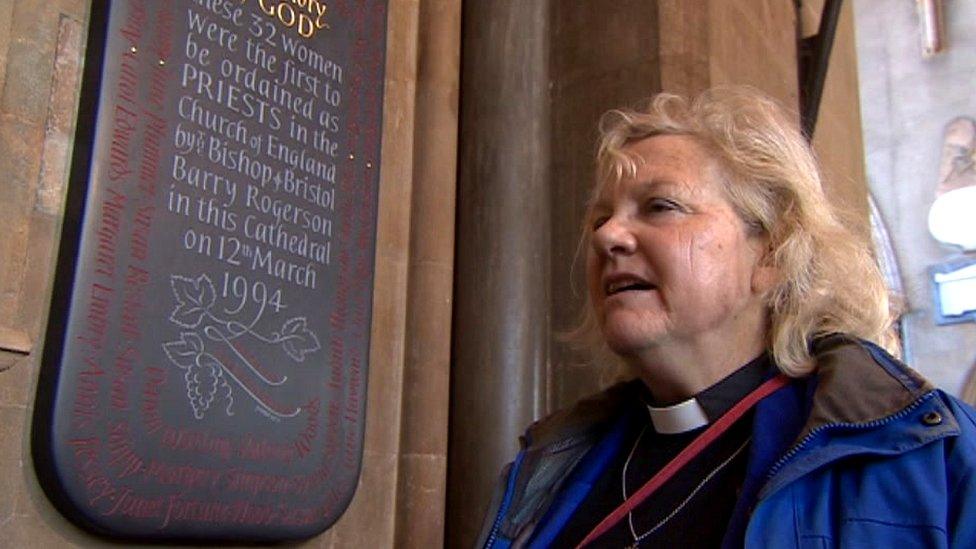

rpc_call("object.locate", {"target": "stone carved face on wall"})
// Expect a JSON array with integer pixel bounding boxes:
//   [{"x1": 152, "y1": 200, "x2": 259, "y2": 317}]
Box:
[
  {"x1": 929, "y1": 116, "x2": 976, "y2": 250},
  {"x1": 928, "y1": 116, "x2": 976, "y2": 325}
]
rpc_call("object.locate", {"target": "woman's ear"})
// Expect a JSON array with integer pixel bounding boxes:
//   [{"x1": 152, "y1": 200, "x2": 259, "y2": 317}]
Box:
[
  {"x1": 751, "y1": 263, "x2": 779, "y2": 295},
  {"x1": 751, "y1": 238, "x2": 779, "y2": 294}
]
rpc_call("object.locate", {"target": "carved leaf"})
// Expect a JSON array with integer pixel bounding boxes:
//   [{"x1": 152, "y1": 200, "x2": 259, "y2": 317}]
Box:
[
  {"x1": 279, "y1": 317, "x2": 321, "y2": 362},
  {"x1": 169, "y1": 274, "x2": 216, "y2": 328},
  {"x1": 162, "y1": 332, "x2": 204, "y2": 369}
]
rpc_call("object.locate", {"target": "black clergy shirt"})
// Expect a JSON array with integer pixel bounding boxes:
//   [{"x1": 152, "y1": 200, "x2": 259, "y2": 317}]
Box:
[{"x1": 550, "y1": 353, "x2": 772, "y2": 548}]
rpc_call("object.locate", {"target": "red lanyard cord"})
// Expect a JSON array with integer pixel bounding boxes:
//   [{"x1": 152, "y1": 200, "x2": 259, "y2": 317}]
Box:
[{"x1": 575, "y1": 374, "x2": 792, "y2": 548}]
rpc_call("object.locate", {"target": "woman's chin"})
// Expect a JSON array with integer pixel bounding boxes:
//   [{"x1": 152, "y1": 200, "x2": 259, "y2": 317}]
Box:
[{"x1": 600, "y1": 326, "x2": 664, "y2": 357}]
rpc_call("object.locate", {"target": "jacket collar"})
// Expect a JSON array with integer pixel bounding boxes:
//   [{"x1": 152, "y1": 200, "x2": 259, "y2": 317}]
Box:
[
  {"x1": 749, "y1": 335, "x2": 956, "y2": 501},
  {"x1": 799, "y1": 334, "x2": 934, "y2": 436},
  {"x1": 523, "y1": 380, "x2": 641, "y2": 450},
  {"x1": 525, "y1": 335, "x2": 937, "y2": 452}
]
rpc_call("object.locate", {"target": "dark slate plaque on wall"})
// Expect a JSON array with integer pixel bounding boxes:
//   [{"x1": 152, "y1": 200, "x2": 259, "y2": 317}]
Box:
[{"x1": 32, "y1": 0, "x2": 387, "y2": 541}]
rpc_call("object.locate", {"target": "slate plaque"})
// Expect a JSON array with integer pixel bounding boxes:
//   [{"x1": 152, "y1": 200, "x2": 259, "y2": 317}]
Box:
[{"x1": 32, "y1": 0, "x2": 387, "y2": 541}]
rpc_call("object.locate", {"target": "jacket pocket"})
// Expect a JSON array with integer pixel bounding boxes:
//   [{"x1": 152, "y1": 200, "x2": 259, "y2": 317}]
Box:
[
  {"x1": 840, "y1": 517, "x2": 947, "y2": 549},
  {"x1": 798, "y1": 535, "x2": 830, "y2": 549}
]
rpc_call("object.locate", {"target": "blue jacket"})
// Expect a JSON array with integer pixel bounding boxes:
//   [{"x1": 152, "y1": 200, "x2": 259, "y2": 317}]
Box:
[{"x1": 477, "y1": 337, "x2": 976, "y2": 547}]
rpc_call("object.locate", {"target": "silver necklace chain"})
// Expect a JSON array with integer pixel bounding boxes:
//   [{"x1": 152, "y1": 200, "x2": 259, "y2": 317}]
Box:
[{"x1": 620, "y1": 425, "x2": 752, "y2": 547}]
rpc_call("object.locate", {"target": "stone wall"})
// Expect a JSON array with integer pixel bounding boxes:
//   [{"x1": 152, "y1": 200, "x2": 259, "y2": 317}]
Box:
[{"x1": 0, "y1": 0, "x2": 88, "y2": 541}]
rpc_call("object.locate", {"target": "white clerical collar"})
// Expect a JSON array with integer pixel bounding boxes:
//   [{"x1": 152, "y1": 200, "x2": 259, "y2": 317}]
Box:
[{"x1": 647, "y1": 398, "x2": 709, "y2": 434}]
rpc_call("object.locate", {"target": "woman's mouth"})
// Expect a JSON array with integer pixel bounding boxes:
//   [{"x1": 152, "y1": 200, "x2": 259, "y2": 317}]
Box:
[{"x1": 604, "y1": 276, "x2": 656, "y2": 296}]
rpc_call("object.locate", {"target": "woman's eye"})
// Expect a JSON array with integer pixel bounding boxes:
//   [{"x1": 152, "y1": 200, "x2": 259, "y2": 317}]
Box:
[
  {"x1": 591, "y1": 215, "x2": 610, "y2": 230},
  {"x1": 644, "y1": 198, "x2": 682, "y2": 214}
]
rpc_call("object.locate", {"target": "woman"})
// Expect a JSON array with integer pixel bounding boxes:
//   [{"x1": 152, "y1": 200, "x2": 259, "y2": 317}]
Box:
[{"x1": 477, "y1": 87, "x2": 976, "y2": 548}]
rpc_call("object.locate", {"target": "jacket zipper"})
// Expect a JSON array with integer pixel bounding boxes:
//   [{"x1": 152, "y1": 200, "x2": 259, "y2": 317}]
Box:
[
  {"x1": 485, "y1": 506, "x2": 505, "y2": 548},
  {"x1": 761, "y1": 391, "x2": 936, "y2": 493},
  {"x1": 484, "y1": 432, "x2": 594, "y2": 548},
  {"x1": 486, "y1": 450, "x2": 527, "y2": 548}
]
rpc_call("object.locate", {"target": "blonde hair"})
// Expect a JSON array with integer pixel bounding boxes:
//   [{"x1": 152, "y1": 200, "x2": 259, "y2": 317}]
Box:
[{"x1": 573, "y1": 86, "x2": 894, "y2": 378}]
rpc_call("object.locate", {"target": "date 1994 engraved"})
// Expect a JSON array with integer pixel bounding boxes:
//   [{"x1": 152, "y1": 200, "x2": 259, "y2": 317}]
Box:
[{"x1": 161, "y1": 273, "x2": 321, "y2": 420}]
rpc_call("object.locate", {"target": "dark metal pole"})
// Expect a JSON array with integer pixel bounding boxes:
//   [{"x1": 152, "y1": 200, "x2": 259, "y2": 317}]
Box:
[{"x1": 799, "y1": 0, "x2": 843, "y2": 139}]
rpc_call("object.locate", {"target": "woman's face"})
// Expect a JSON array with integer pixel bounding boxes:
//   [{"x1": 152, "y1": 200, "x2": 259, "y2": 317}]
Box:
[{"x1": 586, "y1": 135, "x2": 770, "y2": 360}]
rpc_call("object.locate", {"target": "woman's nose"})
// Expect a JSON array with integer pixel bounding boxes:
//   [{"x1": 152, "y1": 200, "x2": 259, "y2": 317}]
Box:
[{"x1": 592, "y1": 216, "x2": 637, "y2": 256}]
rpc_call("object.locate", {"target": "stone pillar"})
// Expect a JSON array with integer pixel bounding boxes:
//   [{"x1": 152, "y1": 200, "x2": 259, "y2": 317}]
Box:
[
  {"x1": 393, "y1": 0, "x2": 461, "y2": 546},
  {"x1": 447, "y1": 1, "x2": 551, "y2": 546}
]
